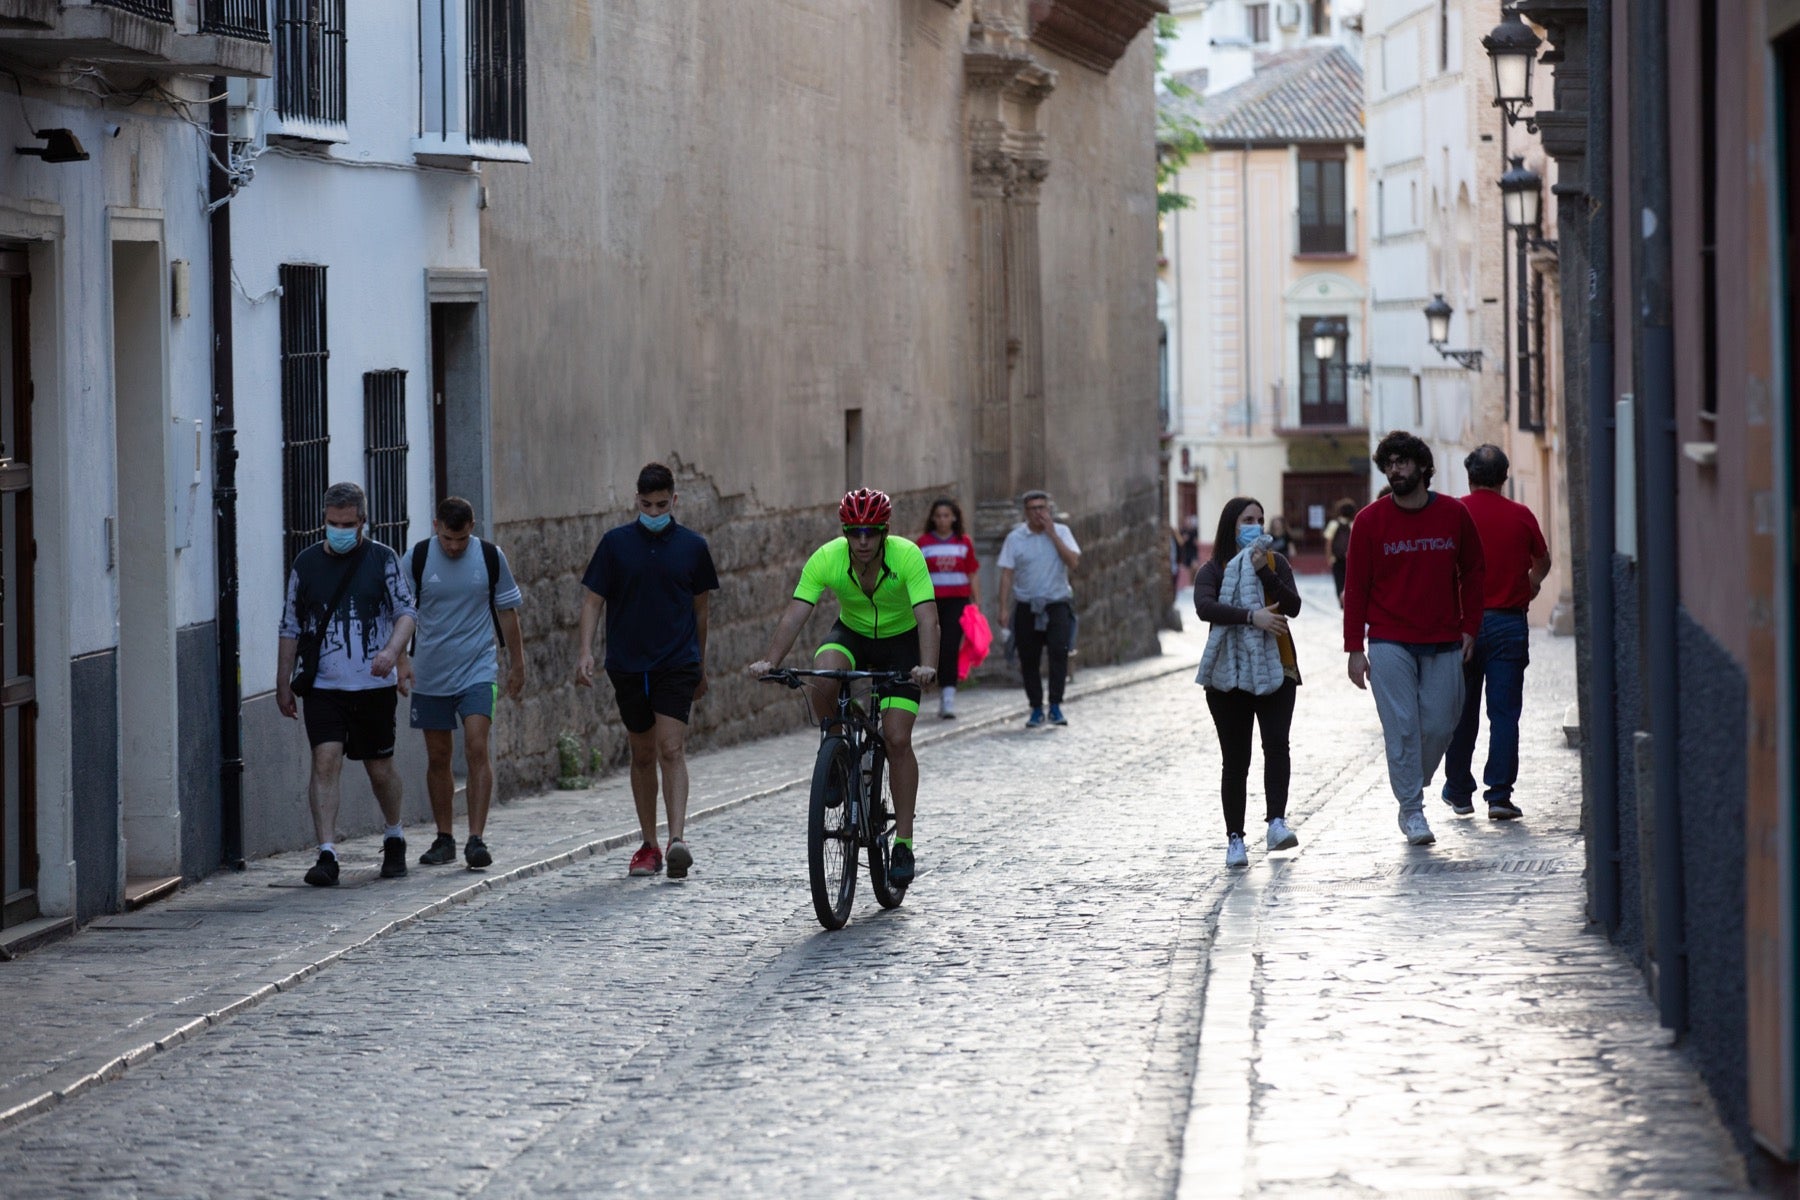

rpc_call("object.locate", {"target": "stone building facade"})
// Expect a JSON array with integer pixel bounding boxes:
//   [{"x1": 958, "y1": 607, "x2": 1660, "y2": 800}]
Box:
[{"x1": 482, "y1": 0, "x2": 1168, "y2": 793}]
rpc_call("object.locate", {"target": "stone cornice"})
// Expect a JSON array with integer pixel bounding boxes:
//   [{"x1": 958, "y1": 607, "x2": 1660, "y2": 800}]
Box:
[{"x1": 1026, "y1": 0, "x2": 1167, "y2": 74}]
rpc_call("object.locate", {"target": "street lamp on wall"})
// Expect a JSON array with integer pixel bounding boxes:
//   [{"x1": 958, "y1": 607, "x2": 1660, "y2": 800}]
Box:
[
  {"x1": 1482, "y1": 9, "x2": 1543, "y2": 132},
  {"x1": 1311, "y1": 318, "x2": 1370, "y2": 378},
  {"x1": 1498, "y1": 156, "x2": 1558, "y2": 251},
  {"x1": 1422, "y1": 294, "x2": 1483, "y2": 371}
]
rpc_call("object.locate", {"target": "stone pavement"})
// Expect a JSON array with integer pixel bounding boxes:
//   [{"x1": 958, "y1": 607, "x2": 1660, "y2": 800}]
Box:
[
  {"x1": 1174, "y1": 607, "x2": 1752, "y2": 1198},
  {"x1": 0, "y1": 578, "x2": 1755, "y2": 1197},
  {"x1": 0, "y1": 626, "x2": 1194, "y2": 1136}
]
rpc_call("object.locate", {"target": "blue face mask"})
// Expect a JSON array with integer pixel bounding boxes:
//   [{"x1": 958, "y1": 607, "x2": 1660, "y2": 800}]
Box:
[
  {"x1": 1236, "y1": 524, "x2": 1264, "y2": 550},
  {"x1": 325, "y1": 526, "x2": 360, "y2": 553},
  {"x1": 638, "y1": 512, "x2": 672, "y2": 533}
]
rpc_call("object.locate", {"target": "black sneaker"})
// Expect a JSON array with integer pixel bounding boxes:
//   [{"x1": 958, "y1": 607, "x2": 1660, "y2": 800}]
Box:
[
  {"x1": 304, "y1": 851, "x2": 340, "y2": 887},
  {"x1": 418, "y1": 833, "x2": 457, "y2": 866},
  {"x1": 888, "y1": 842, "x2": 915, "y2": 885},
  {"x1": 1488, "y1": 800, "x2": 1524, "y2": 821},
  {"x1": 464, "y1": 835, "x2": 492, "y2": 870},
  {"x1": 1441, "y1": 793, "x2": 1475, "y2": 816},
  {"x1": 380, "y1": 836, "x2": 408, "y2": 878},
  {"x1": 665, "y1": 838, "x2": 693, "y2": 880}
]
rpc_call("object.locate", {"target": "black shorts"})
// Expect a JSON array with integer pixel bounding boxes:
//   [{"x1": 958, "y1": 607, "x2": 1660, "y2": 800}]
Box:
[
  {"x1": 607, "y1": 663, "x2": 703, "y2": 734},
  {"x1": 302, "y1": 687, "x2": 399, "y2": 760},
  {"x1": 816, "y1": 621, "x2": 923, "y2": 713}
]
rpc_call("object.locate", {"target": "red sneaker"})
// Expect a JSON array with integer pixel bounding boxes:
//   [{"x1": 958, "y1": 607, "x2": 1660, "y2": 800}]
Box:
[{"x1": 628, "y1": 843, "x2": 663, "y2": 877}]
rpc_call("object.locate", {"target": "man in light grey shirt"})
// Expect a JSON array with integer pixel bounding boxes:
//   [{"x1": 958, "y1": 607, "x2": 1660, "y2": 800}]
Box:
[
  {"x1": 400, "y1": 496, "x2": 525, "y2": 870},
  {"x1": 996, "y1": 490, "x2": 1081, "y2": 728}
]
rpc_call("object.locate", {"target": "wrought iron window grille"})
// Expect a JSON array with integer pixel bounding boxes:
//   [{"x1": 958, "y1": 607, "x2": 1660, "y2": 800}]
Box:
[
  {"x1": 279, "y1": 264, "x2": 330, "y2": 570},
  {"x1": 363, "y1": 371, "x2": 409, "y2": 553}
]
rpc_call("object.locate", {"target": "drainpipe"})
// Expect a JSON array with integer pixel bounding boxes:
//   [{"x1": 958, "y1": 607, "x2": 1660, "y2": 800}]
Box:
[
  {"x1": 1629, "y1": 0, "x2": 1686, "y2": 1031},
  {"x1": 209, "y1": 81, "x2": 245, "y2": 871},
  {"x1": 1584, "y1": 0, "x2": 1619, "y2": 934}
]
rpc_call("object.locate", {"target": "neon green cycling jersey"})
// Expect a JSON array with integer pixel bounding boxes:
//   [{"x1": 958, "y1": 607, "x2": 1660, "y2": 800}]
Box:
[{"x1": 793, "y1": 536, "x2": 936, "y2": 638}]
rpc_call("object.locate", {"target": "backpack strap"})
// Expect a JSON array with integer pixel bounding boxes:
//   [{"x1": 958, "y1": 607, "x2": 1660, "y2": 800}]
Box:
[
  {"x1": 481, "y1": 538, "x2": 505, "y2": 647},
  {"x1": 408, "y1": 539, "x2": 431, "y2": 654}
]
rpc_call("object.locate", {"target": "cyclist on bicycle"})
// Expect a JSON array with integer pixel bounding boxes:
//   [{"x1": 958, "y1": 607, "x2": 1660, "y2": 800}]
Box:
[{"x1": 748, "y1": 488, "x2": 940, "y2": 884}]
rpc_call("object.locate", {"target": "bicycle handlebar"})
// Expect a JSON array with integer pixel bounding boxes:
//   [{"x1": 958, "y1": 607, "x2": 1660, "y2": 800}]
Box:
[{"x1": 758, "y1": 668, "x2": 915, "y2": 690}]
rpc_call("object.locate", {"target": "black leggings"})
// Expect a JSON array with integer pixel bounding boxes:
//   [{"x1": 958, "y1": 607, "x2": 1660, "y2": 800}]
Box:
[
  {"x1": 934, "y1": 597, "x2": 967, "y2": 682},
  {"x1": 1203, "y1": 681, "x2": 1297, "y2": 835},
  {"x1": 1013, "y1": 601, "x2": 1073, "y2": 709}
]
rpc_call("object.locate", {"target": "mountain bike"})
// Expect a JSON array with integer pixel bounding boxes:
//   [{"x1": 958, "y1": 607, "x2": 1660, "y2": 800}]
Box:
[{"x1": 759, "y1": 668, "x2": 911, "y2": 929}]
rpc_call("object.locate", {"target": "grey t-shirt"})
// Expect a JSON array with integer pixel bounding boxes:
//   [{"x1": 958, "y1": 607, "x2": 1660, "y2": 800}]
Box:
[
  {"x1": 410, "y1": 537, "x2": 524, "y2": 697},
  {"x1": 997, "y1": 522, "x2": 1079, "y2": 603}
]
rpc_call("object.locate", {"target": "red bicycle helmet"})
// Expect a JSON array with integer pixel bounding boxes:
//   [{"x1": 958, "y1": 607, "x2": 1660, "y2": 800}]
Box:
[{"x1": 838, "y1": 488, "x2": 893, "y2": 526}]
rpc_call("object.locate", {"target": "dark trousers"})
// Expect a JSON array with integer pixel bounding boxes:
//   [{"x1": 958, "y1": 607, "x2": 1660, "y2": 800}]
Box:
[
  {"x1": 1203, "y1": 680, "x2": 1297, "y2": 835},
  {"x1": 1013, "y1": 600, "x2": 1073, "y2": 709},
  {"x1": 934, "y1": 597, "x2": 967, "y2": 682},
  {"x1": 1443, "y1": 610, "x2": 1530, "y2": 805}
]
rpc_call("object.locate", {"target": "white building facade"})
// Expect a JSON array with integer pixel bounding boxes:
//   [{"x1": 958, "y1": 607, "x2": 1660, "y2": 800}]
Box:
[
  {"x1": 0, "y1": 0, "x2": 526, "y2": 944},
  {"x1": 1159, "y1": 4, "x2": 1371, "y2": 559},
  {"x1": 0, "y1": 0, "x2": 271, "y2": 937},
  {"x1": 227, "y1": 0, "x2": 526, "y2": 860},
  {"x1": 1362, "y1": 0, "x2": 1570, "y2": 625}
]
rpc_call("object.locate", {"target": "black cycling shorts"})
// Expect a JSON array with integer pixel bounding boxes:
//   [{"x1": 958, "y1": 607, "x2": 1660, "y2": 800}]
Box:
[{"x1": 815, "y1": 621, "x2": 922, "y2": 713}]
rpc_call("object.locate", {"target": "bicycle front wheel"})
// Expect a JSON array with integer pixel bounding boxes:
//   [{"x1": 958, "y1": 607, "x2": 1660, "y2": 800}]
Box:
[{"x1": 808, "y1": 736, "x2": 860, "y2": 929}]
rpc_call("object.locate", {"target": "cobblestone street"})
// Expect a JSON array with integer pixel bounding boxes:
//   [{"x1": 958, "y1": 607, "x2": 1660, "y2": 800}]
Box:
[{"x1": 0, "y1": 579, "x2": 1753, "y2": 1197}]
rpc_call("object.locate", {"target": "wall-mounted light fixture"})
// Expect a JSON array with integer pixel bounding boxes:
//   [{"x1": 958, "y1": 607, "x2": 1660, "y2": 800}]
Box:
[
  {"x1": 1482, "y1": 10, "x2": 1543, "y2": 133},
  {"x1": 1310, "y1": 318, "x2": 1371, "y2": 378},
  {"x1": 1423, "y1": 294, "x2": 1484, "y2": 371},
  {"x1": 14, "y1": 128, "x2": 89, "y2": 164}
]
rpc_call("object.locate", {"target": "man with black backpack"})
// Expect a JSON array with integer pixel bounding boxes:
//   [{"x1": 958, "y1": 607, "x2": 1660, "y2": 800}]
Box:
[{"x1": 400, "y1": 496, "x2": 526, "y2": 870}]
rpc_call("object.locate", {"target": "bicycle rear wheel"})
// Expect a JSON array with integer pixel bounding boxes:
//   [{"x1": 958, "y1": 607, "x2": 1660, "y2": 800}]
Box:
[
  {"x1": 865, "y1": 746, "x2": 907, "y2": 909},
  {"x1": 808, "y1": 736, "x2": 860, "y2": 929}
]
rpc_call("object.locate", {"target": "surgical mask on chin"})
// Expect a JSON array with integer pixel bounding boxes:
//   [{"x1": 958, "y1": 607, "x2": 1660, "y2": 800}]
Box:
[
  {"x1": 1235, "y1": 524, "x2": 1264, "y2": 550},
  {"x1": 638, "y1": 512, "x2": 672, "y2": 533},
  {"x1": 325, "y1": 527, "x2": 359, "y2": 553}
]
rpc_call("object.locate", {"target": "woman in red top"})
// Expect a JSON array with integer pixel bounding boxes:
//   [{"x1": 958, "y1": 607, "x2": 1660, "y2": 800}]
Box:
[{"x1": 916, "y1": 497, "x2": 979, "y2": 718}]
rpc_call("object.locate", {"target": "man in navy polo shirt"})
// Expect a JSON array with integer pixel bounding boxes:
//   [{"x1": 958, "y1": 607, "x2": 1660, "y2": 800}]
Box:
[{"x1": 575, "y1": 462, "x2": 721, "y2": 879}]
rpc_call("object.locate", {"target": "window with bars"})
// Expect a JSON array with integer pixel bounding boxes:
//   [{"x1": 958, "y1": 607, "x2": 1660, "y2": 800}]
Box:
[
  {"x1": 1298, "y1": 151, "x2": 1348, "y2": 254},
  {"x1": 96, "y1": 0, "x2": 174, "y2": 22},
  {"x1": 469, "y1": 0, "x2": 527, "y2": 146},
  {"x1": 1297, "y1": 315, "x2": 1349, "y2": 426},
  {"x1": 274, "y1": 0, "x2": 347, "y2": 130},
  {"x1": 280, "y1": 265, "x2": 330, "y2": 571},
  {"x1": 363, "y1": 371, "x2": 409, "y2": 552},
  {"x1": 201, "y1": 0, "x2": 270, "y2": 40}
]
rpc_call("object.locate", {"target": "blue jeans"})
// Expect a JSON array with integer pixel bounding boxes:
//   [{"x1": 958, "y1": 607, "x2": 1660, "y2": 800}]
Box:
[{"x1": 1442, "y1": 610, "x2": 1529, "y2": 805}]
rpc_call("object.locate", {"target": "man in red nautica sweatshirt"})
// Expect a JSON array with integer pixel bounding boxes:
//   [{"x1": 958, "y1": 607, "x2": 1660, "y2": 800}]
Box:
[{"x1": 1343, "y1": 431, "x2": 1486, "y2": 846}]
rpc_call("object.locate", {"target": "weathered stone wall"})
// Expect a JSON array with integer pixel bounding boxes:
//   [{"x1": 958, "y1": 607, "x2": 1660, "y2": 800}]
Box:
[{"x1": 482, "y1": 1, "x2": 1168, "y2": 794}]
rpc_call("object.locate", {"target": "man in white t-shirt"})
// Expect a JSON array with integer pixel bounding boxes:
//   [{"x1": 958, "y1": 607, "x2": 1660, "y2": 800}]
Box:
[{"x1": 996, "y1": 490, "x2": 1081, "y2": 728}]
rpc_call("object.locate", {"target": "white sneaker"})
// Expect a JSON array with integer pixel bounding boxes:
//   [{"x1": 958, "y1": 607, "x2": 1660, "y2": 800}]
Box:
[
  {"x1": 1399, "y1": 811, "x2": 1436, "y2": 845},
  {"x1": 939, "y1": 686, "x2": 957, "y2": 720},
  {"x1": 1266, "y1": 818, "x2": 1298, "y2": 851},
  {"x1": 1225, "y1": 834, "x2": 1249, "y2": 869}
]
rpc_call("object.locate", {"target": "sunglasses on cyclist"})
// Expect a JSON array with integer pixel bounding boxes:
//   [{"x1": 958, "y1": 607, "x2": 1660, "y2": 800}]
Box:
[{"x1": 842, "y1": 525, "x2": 887, "y2": 539}]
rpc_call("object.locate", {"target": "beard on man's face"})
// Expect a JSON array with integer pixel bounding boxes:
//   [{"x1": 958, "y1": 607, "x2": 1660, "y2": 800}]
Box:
[{"x1": 1388, "y1": 470, "x2": 1422, "y2": 497}]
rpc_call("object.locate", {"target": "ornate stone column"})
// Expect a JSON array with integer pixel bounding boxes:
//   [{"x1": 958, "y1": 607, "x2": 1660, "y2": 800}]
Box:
[{"x1": 963, "y1": 16, "x2": 1055, "y2": 547}]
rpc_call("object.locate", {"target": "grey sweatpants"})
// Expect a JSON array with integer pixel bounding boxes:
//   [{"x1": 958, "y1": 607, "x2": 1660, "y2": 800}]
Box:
[{"x1": 1367, "y1": 641, "x2": 1466, "y2": 817}]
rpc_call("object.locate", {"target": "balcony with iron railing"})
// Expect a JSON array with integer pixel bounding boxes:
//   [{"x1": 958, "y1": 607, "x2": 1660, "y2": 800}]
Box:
[{"x1": 0, "y1": 0, "x2": 270, "y2": 76}]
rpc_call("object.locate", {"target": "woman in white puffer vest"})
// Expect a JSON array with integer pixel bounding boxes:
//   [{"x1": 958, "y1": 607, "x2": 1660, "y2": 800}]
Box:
[{"x1": 1194, "y1": 496, "x2": 1304, "y2": 869}]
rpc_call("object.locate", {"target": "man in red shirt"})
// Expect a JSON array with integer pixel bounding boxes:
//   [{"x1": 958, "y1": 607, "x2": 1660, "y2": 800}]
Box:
[
  {"x1": 1344, "y1": 431, "x2": 1485, "y2": 846},
  {"x1": 1441, "y1": 445, "x2": 1551, "y2": 821}
]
